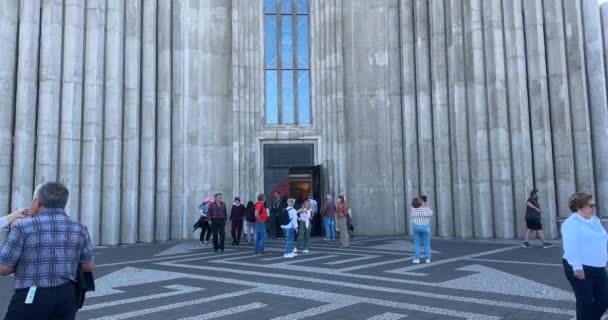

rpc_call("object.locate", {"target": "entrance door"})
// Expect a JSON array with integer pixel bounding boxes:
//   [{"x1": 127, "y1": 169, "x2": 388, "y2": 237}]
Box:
[{"x1": 288, "y1": 166, "x2": 323, "y2": 236}]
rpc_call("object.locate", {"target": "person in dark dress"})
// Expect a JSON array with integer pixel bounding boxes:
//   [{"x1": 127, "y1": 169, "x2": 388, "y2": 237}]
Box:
[
  {"x1": 522, "y1": 189, "x2": 554, "y2": 248},
  {"x1": 230, "y1": 197, "x2": 246, "y2": 246}
]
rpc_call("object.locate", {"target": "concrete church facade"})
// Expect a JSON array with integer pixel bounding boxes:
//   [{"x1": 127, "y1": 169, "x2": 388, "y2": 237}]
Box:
[{"x1": 1, "y1": 0, "x2": 608, "y2": 245}]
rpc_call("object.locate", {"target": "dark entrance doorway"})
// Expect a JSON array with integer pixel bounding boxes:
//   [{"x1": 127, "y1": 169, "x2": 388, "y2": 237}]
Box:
[{"x1": 263, "y1": 144, "x2": 323, "y2": 236}]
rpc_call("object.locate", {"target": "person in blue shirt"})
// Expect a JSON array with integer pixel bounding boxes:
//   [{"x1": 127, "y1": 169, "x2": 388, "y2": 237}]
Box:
[
  {"x1": 198, "y1": 198, "x2": 212, "y2": 246},
  {"x1": 562, "y1": 192, "x2": 608, "y2": 320}
]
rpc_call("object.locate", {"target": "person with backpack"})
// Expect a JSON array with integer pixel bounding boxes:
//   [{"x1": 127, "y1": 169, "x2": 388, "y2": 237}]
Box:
[
  {"x1": 244, "y1": 201, "x2": 256, "y2": 246},
  {"x1": 254, "y1": 194, "x2": 269, "y2": 255},
  {"x1": 522, "y1": 189, "x2": 554, "y2": 248},
  {"x1": 281, "y1": 198, "x2": 299, "y2": 258},
  {"x1": 230, "y1": 197, "x2": 246, "y2": 246}
]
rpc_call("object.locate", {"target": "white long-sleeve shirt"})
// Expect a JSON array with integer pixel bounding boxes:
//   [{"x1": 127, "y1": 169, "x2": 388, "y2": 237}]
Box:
[
  {"x1": 281, "y1": 207, "x2": 299, "y2": 230},
  {"x1": 562, "y1": 213, "x2": 608, "y2": 271}
]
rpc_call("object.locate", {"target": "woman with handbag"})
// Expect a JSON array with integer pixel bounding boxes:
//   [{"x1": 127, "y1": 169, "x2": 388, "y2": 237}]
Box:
[
  {"x1": 336, "y1": 195, "x2": 351, "y2": 248},
  {"x1": 522, "y1": 189, "x2": 554, "y2": 248}
]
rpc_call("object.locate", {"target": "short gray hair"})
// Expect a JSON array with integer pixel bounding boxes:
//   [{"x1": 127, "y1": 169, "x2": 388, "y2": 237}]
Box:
[
  {"x1": 34, "y1": 182, "x2": 69, "y2": 209},
  {"x1": 287, "y1": 198, "x2": 296, "y2": 207}
]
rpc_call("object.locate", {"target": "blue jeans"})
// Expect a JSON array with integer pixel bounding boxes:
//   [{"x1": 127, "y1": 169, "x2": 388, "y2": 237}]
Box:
[
  {"x1": 324, "y1": 217, "x2": 335, "y2": 239},
  {"x1": 255, "y1": 222, "x2": 267, "y2": 254},
  {"x1": 412, "y1": 224, "x2": 431, "y2": 260},
  {"x1": 283, "y1": 228, "x2": 294, "y2": 254}
]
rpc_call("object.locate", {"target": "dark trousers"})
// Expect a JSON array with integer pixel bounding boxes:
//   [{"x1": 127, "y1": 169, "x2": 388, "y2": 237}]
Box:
[
  {"x1": 199, "y1": 219, "x2": 211, "y2": 242},
  {"x1": 211, "y1": 218, "x2": 226, "y2": 251},
  {"x1": 563, "y1": 259, "x2": 608, "y2": 320},
  {"x1": 269, "y1": 215, "x2": 283, "y2": 238},
  {"x1": 5, "y1": 282, "x2": 77, "y2": 320},
  {"x1": 231, "y1": 219, "x2": 243, "y2": 243}
]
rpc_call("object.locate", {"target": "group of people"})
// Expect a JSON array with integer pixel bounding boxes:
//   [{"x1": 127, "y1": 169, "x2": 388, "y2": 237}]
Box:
[{"x1": 194, "y1": 192, "x2": 354, "y2": 257}]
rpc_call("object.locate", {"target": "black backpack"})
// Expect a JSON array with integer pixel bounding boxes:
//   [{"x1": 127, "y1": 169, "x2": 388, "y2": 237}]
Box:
[
  {"x1": 246, "y1": 206, "x2": 256, "y2": 223},
  {"x1": 278, "y1": 208, "x2": 291, "y2": 226}
]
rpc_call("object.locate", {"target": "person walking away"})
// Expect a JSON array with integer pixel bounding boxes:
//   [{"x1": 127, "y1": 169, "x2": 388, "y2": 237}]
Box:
[
  {"x1": 230, "y1": 197, "x2": 246, "y2": 246},
  {"x1": 198, "y1": 197, "x2": 212, "y2": 246},
  {"x1": 411, "y1": 196, "x2": 433, "y2": 264},
  {"x1": 522, "y1": 189, "x2": 554, "y2": 248},
  {"x1": 0, "y1": 182, "x2": 94, "y2": 320},
  {"x1": 321, "y1": 194, "x2": 336, "y2": 241},
  {"x1": 282, "y1": 199, "x2": 299, "y2": 258},
  {"x1": 296, "y1": 200, "x2": 313, "y2": 253},
  {"x1": 562, "y1": 192, "x2": 608, "y2": 320},
  {"x1": 208, "y1": 193, "x2": 228, "y2": 253},
  {"x1": 336, "y1": 195, "x2": 351, "y2": 248},
  {"x1": 254, "y1": 194, "x2": 269, "y2": 255},
  {"x1": 244, "y1": 201, "x2": 256, "y2": 245}
]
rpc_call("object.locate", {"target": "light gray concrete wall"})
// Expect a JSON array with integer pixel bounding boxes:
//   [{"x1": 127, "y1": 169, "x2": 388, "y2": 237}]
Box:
[{"x1": 2, "y1": 0, "x2": 607, "y2": 242}]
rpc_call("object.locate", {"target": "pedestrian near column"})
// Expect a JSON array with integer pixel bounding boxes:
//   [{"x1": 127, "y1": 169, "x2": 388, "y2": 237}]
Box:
[
  {"x1": 230, "y1": 197, "x2": 246, "y2": 246},
  {"x1": 321, "y1": 194, "x2": 336, "y2": 241},
  {"x1": 207, "y1": 193, "x2": 228, "y2": 253},
  {"x1": 522, "y1": 189, "x2": 554, "y2": 248},
  {"x1": 336, "y1": 195, "x2": 351, "y2": 248},
  {"x1": 0, "y1": 182, "x2": 94, "y2": 320},
  {"x1": 282, "y1": 199, "x2": 299, "y2": 258},
  {"x1": 562, "y1": 192, "x2": 608, "y2": 320},
  {"x1": 244, "y1": 201, "x2": 256, "y2": 246},
  {"x1": 270, "y1": 192, "x2": 285, "y2": 239},
  {"x1": 411, "y1": 196, "x2": 433, "y2": 264},
  {"x1": 198, "y1": 197, "x2": 212, "y2": 246},
  {"x1": 297, "y1": 200, "x2": 313, "y2": 253},
  {"x1": 254, "y1": 194, "x2": 269, "y2": 255}
]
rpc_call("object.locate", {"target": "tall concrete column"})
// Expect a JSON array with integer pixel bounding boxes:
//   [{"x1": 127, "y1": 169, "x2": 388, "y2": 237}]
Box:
[
  {"x1": 446, "y1": 0, "x2": 473, "y2": 238},
  {"x1": 343, "y1": 0, "x2": 405, "y2": 235},
  {"x1": 59, "y1": 0, "x2": 85, "y2": 219},
  {"x1": 543, "y1": 0, "x2": 576, "y2": 220},
  {"x1": 155, "y1": 0, "x2": 172, "y2": 242},
  {"x1": 523, "y1": 0, "x2": 558, "y2": 238},
  {"x1": 121, "y1": 0, "x2": 142, "y2": 244},
  {"x1": 502, "y1": 0, "x2": 534, "y2": 237},
  {"x1": 582, "y1": 0, "x2": 608, "y2": 217},
  {"x1": 430, "y1": 0, "x2": 453, "y2": 237},
  {"x1": 35, "y1": 0, "x2": 63, "y2": 185},
  {"x1": 562, "y1": 0, "x2": 594, "y2": 198},
  {"x1": 80, "y1": 0, "x2": 106, "y2": 244},
  {"x1": 464, "y1": 0, "x2": 492, "y2": 238},
  {"x1": 11, "y1": 0, "x2": 41, "y2": 210},
  {"x1": 139, "y1": 0, "x2": 156, "y2": 243},
  {"x1": 101, "y1": 0, "x2": 124, "y2": 246},
  {"x1": 399, "y1": 0, "x2": 419, "y2": 235},
  {"x1": 0, "y1": 0, "x2": 19, "y2": 220},
  {"x1": 414, "y1": 0, "x2": 437, "y2": 234},
  {"x1": 603, "y1": 4, "x2": 608, "y2": 105}
]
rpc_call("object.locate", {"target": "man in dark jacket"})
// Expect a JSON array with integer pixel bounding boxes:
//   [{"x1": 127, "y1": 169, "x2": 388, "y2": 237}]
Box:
[{"x1": 207, "y1": 193, "x2": 228, "y2": 253}]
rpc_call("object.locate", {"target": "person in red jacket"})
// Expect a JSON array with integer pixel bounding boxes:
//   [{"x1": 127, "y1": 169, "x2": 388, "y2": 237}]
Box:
[{"x1": 254, "y1": 193, "x2": 268, "y2": 255}]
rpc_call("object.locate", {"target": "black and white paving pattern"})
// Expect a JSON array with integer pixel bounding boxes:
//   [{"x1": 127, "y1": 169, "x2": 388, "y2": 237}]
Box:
[{"x1": 0, "y1": 236, "x2": 580, "y2": 320}]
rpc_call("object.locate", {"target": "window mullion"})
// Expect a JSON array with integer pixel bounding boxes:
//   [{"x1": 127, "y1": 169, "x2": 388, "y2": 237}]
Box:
[
  {"x1": 293, "y1": 0, "x2": 299, "y2": 125},
  {"x1": 276, "y1": 0, "x2": 282, "y2": 124}
]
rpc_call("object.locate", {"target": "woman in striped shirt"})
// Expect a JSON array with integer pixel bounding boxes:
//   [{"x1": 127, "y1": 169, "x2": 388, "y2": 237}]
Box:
[{"x1": 410, "y1": 196, "x2": 433, "y2": 264}]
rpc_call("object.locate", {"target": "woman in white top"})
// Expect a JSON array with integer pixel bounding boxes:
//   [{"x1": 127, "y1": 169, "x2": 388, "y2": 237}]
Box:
[
  {"x1": 281, "y1": 198, "x2": 299, "y2": 258},
  {"x1": 0, "y1": 209, "x2": 29, "y2": 229},
  {"x1": 562, "y1": 192, "x2": 608, "y2": 320},
  {"x1": 410, "y1": 196, "x2": 433, "y2": 264},
  {"x1": 296, "y1": 200, "x2": 313, "y2": 253}
]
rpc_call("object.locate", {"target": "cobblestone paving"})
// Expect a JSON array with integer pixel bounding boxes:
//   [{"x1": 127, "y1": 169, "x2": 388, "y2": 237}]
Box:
[{"x1": 0, "y1": 236, "x2": 578, "y2": 320}]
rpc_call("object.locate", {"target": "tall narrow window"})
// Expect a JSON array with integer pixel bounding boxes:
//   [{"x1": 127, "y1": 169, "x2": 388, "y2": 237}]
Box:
[{"x1": 264, "y1": 0, "x2": 310, "y2": 125}]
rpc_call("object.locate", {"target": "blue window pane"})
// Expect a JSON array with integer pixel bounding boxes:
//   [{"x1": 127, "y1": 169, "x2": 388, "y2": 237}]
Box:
[
  {"x1": 282, "y1": 71, "x2": 294, "y2": 124},
  {"x1": 281, "y1": 15, "x2": 293, "y2": 69},
  {"x1": 264, "y1": 0, "x2": 276, "y2": 13},
  {"x1": 281, "y1": 0, "x2": 293, "y2": 13},
  {"x1": 264, "y1": 15, "x2": 277, "y2": 68},
  {"x1": 297, "y1": 71, "x2": 310, "y2": 124},
  {"x1": 266, "y1": 70, "x2": 278, "y2": 124},
  {"x1": 296, "y1": 0, "x2": 308, "y2": 13},
  {"x1": 296, "y1": 16, "x2": 309, "y2": 69}
]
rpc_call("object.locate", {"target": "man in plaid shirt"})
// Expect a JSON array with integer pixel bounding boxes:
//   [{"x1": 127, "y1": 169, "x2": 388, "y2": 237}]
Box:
[
  {"x1": 207, "y1": 193, "x2": 228, "y2": 253},
  {"x1": 0, "y1": 182, "x2": 94, "y2": 320}
]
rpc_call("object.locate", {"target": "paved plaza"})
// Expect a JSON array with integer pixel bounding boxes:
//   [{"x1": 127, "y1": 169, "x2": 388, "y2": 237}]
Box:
[{"x1": 0, "y1": 236, "x2": 578, "y2": 319}]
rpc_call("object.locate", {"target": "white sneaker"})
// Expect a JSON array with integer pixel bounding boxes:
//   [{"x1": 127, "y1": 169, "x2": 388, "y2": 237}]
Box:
[
  {"x1": 412, "y1": 259, "x2": 420, "y2": 264},
  {"x1": 303, "y1": 250, "x2": 310, "y2": 253},
  {"x1": 425, "y1": 259, "x2": 431, "y2": 264},
  {"x1": 284, "y1": 253, "x2": 294, "y2": 258},
  {"x1": 293, "y1": 248, "x2": 298, "y2": 253}
]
